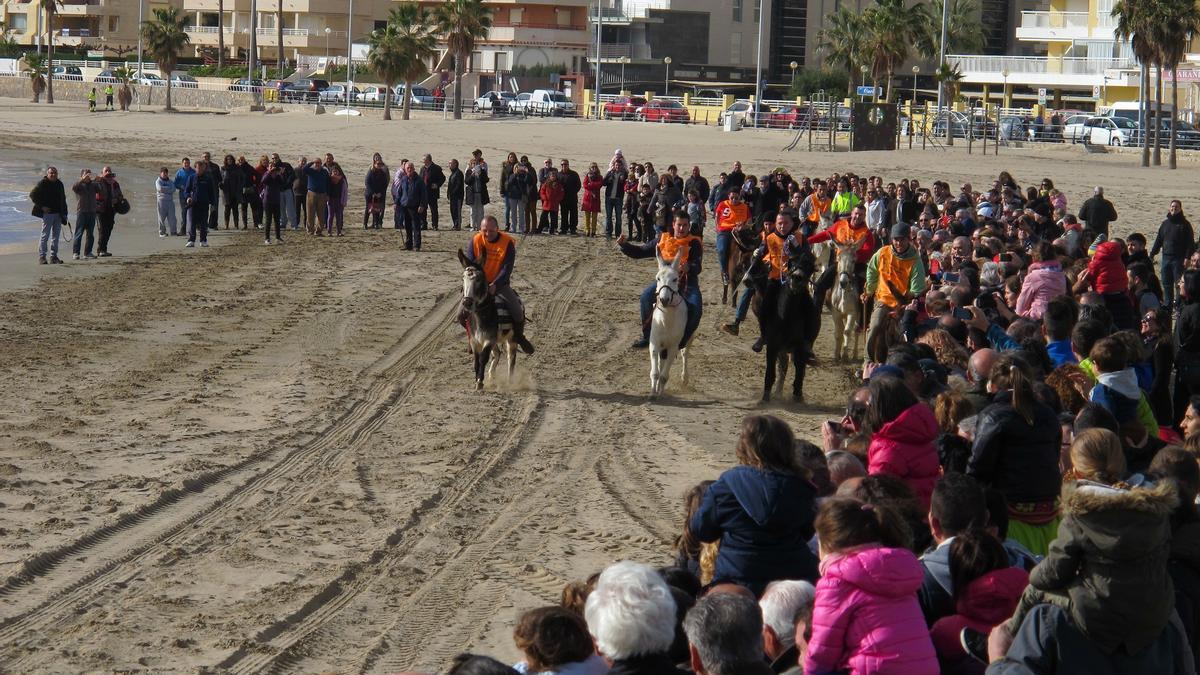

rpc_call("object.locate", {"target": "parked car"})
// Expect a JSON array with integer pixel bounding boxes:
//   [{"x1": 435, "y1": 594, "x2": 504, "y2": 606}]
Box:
[
  {"x1": 998, "y1": 116, "x2": 1032, "y2": 141},
  {"x1": 170, "y1": 73, "x2": 199, "y2": 88},
  {"x1": 393, "y1": 84, "x2": 436, "y2": 108},
  {"x1": 137, "y1": 73, "x2": 166, "y2": 87},
  {"x1": 718, "y1": 100, "x2": 773, "y2": 127},
  {"x1": 472, "y1": 90, "x2": 516, "y2": 112},
  {"x1": 283, "y1": 78, "x2": 330, "y2": 102},
  {"x1": 931, "y1": 110, "x2": 995, "y2": 139},
  {"x1": 319, "y1": 83, "x2": 360, "y2": 103},
  {"x1": 769, "y1": 104, "x2": 815, "y2": 129},
  {"x1": 52, "y1": 65, "x2": 83, "y2": 81},
  {"x1": 603, "y1": 95, "x2": 647, "y2": 120},
  {"x1": 524, "y1": 89, "x2": 575, "y2": 116},
  {"x1": 507, "y1": 92, "x2": 533, "y2": 114},
  {"x1": 1131, "y1": 117, "x2": 1200, "y2": 150},
  {"x1": 229, "y1": 78, "x2": 264, "y2": 92},
  {"x1": 359, "y1": 85, "x2": 389, "y2": 103},
  {"x1": 636, "y1": 98, "x2": 689, "y2": 123},
  {"x1": 1081, "y1": 115, "x2": 1137, "y2": 146},
  {"x1": 1061, "y1": 114, "x2": 1092, "y2": 142},
  {"x1": 94, "y1": 69, "x2": 120, "y2": 84}
]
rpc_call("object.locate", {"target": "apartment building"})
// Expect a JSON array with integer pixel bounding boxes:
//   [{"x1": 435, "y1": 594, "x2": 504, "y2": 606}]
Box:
[{"x1": 1, "y1": 0, "x2": 175, "y2": 54}]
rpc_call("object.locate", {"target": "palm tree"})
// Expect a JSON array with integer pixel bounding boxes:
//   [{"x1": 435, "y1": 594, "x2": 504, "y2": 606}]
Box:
[
  {"x1": 386, "y1": 4, "x2": 436, "y2": 120},
  {"x1": 40, "y1": 0, "x2": 62, "y2": 104},
  {"x1": 935, "y1": 62, "x2": 964, "y2": 144},
  {"x1": 24, "y1": 52, "x2": 47, "y2": 103},
  {"x1": 818, "y1": 7, "x2": 866, "y2": 97},
  {"x1": 140, "y1": 6, "x2": 190, "y2": 112},
  {"x1": 1113, "y1": 0, "x2": 1156, "y2": 166},
  {"x1": 113, "y1": 66, "x2": 135, "y2": 110},
  {"x1": 368, "y1": 25, "x2": 404, "y2": 121},
  {"x1": 1151, "y1": 0, "x2": 1200, "y2": 169},
  {"x1": 434, "y1": 0, "x2": 492, "y2": 120},
  {"x1": 861, "y1": 0, "x2": 929, "y2": 102},
  {"x1": 922, "y1": 0, "x2": 986, "y2": 57}
]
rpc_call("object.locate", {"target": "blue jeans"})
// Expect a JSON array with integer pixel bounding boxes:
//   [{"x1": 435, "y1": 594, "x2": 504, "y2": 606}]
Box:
[
  {"x1": 715, "y1": 230, "x2": 732, "y2": 281},
  {"x1": 1162, "y1": 256, "x2": 1184, "y2": 308},
  {"x1": 188, "y1": 202, "x2": 209, "y2": 242},
  {"x1": 504, "y1": 195, "x2": 514, "y2": 230},
  {"x1": 507, "y1": 197, "x2": 527, "y2": 234},
  {"x1": 639, "y1": 281, "x2": 702, "y2": 347},
  {"x1": 734, "y1": 284, "x2": 754, "y2": 323},
  {"x1": 73, "y1": 212, "x2": 96, "y2": 256},
  {"x1": 280, "y1": 188, "x2": 296, "y2": 230},
  {"x1": 39, "y1": 212, "x2": 62, "y2": 258},
  {"x1": 605, "y1": 198, "x2": 623, "y2": 237}
]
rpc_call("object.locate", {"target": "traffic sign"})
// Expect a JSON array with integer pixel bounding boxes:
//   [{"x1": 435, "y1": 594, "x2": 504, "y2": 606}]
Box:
[
  {"x1": 1092, "y1": 85, "x2": 1101, "y2": 99},
  {"x1": 1037, "y1": 88, "x2": 1047, "y2": 105},
  {"x1": 856, "y1": 85, "x2": 879, "y2": 98}
]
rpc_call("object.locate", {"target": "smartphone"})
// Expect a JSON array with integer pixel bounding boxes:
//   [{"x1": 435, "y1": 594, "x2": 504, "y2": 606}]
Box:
[{"x1": 954, "y1": 307, "x2": 972, "y2": 321}]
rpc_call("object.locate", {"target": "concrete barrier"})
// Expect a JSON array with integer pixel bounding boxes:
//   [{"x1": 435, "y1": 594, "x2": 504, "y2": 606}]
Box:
[{"x1": 0, "y1": 75, "x2": 257, "y2": 111}]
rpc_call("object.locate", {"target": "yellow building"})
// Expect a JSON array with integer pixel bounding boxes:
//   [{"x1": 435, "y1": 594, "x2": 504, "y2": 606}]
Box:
[{"x1": 1, "y1": 0, "x2": 176, "y2": 54}]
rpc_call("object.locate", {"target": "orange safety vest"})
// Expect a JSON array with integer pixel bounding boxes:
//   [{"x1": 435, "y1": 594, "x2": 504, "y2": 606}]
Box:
[
  {"x1": 658, "y1": 232, "x2": 700, "y2": 270},
  {"x1": 762, "y1": 231, "x2": 788, "y2": 280},
  {"x1": 874, "y1": 245, "x2": 920, "y2": 308},
  {"x1": 472, "y1": 231, "x2": 514, "y2": 284},
  {"x1": 806, "y1": 196, "x2": 830, "y2": 222},
  {"x1": 715, "y1": 200, "x2": 750, "y2": 232}
]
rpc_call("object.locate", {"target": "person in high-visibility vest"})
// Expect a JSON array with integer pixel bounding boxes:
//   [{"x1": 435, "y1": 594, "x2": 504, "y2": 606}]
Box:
[
  {"x1": 88, "y1": 87, "x2": 97, "y2": 113},
  {"x1": 863, "y1": 222, "x2": 927, "y2": 362},
  {"x1": 618, "y1": 209, "x2": 703, "y2": 350},
  {"x1": 104, "y1": 84, "x2": 114, "y2": 110}
]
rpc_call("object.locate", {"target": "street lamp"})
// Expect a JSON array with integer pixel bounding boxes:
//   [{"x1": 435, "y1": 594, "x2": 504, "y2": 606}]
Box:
[
  {"x1": 324, "y1": 26, "x2": 331, "y2": 65},
  {"x1": 1001, "y1": 68, "x2": 1009, "y2": 109},
  {"x1": 620, "y1": 56, "x2": 629, "y2": 92},
  {"x1": 135, "y1": 0, "x2": 144, "y2": 80},
  {"x1": 912, "y1": 65, "x2": 919, "y2": 103},
  {"x1": 248, "y1": 0, "x2": 258, "y2": 84},
  {"x1": 860, "y1": 64, "x2": 869, "y2": 97},
  {"x1": 663, "y1": 56, "x2": 671, "y2": 97},
  {"x1": 790, "y1": 60, "x2": 798, "y2": 91},
  {"x1": 911, "y1": 65, "x2": 920, "y2": 148}
]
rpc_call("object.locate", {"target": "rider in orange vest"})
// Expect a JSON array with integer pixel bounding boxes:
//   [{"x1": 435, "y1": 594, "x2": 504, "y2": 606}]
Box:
[
  {"x1": 618, "y1": 209, "x2": 704, "y2": 349},
  {"x1": 462, "y1": 214, "x2": 535, "y2": 354},
  {"x1": 714, "y1": 189, "x2": 751, "y2": 286},
  {"x1": 863, "y1": 222, "x2": 927, "y2": 361},
  {"x1": 721, "y1": 209, "x2": 804, "y2": 352},
  {"x1": 808, "y1": 204, "x2": 876, "y2": 310}
]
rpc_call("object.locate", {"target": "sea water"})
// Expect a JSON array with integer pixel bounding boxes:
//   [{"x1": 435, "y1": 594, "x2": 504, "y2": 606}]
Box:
[{"x1": 0, "y1": 189, "x2": 40, "y2": 247}]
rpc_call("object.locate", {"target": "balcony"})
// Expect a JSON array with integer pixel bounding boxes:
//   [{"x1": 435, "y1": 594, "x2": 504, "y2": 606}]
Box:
[
  {"x1": 590, "y1": 0, "x2": 670, "y2": 24},
  {"x1": 1015, "y1": 10, "x2": 1117, "y2": 42},
  {"x1": 949, "y1": 54, "x2": 1135, "y2": 87},
  {"x1": 57, "y1": 0, "x2": 110, "y2": 16},
  {"x1": 587, "y1": 42, "x2": 652, "y2": 61}
]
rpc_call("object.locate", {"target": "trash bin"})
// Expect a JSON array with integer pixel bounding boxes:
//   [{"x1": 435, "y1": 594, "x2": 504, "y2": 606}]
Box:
[{"x1": 723, "y1": 113, "x2": 739, "y2": 132}]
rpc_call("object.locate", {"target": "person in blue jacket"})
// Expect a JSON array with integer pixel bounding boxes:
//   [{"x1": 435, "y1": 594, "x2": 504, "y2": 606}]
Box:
[{"x1": 689, "y1": 414, "x2": 819, "y2": 596}]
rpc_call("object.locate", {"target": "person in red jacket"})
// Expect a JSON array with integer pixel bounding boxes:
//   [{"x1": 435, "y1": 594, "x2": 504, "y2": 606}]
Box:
[
  {"x1": 538, "y1": 175, "x2": 565, "y2": 234},
  {"x1": 808, "y1": 205, "x2": 877, "y2": 309},
  {"x1": 866, "y1": 374, "x2": 940, "y2": 510},
  {"x1": 1073, "y1": 239, "x2": 1136, "y2": 330},
  {"x1": 580, "y1": 164, "x2": 603, "y2": 237}
]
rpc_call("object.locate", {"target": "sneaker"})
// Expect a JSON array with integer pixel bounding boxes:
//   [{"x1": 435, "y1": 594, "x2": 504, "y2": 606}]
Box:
[
  {"x1": 72, "y1": 253, "x2": 80, "y2": 260},
  {"x1": 84, "y1": 253, "x2": 97, "y2": 259},
  {"x1": 200, "y1": 242, "x2": 209, "y2": 247},
  {"x1": 49, "y1": 256, "x2": 63, "y2": 264},
  {"x1": 185, "y1": 241, "x2": 195, "y2": 247},
  {"x1": 719, "y1": 322, "x2": 740, "y2": 336},
  {"x1": 159, "y1": 233, "x2": 166, "y2": 238},
  {"x1": 38, "y1": 256, "x2": 47, "y2": 264},
  {"x1": 961, "y1": 627, "x2": 990, "y2": 664},
  {"x1": 264, "y1": 239, "x2": 272, "y2": 245},
  {"x1": 631, "y1": 337, "x2": 650, "y2": 349},
  {"x1": 98, "y1": 252, "x2": 112, "y2": 257}
]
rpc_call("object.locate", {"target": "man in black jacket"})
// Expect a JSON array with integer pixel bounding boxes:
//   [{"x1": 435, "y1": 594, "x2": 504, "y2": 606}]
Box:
[
  {"x1": 1151, "y1": 199, "x2": 1195, "y2": 309},
  {"x1": 1077, "y1": 186, "x2": 1118, "y2": 241},
  {"x1": 446, "y1": 158, "x2": 464, "y2": 230},
  {"x1": 419, "y1": 154, "x2": 445, "y2": 230},
  {"x1": 363, "y1": 153, "x2": 389, "y2": 229},
  {"x1": 558, "y1": 159, "x2": 581, "y2": 235},
  {"x1": 30, "y1": 166, "x2": 69, "y2": 264},
  {"x1": 684, "y1": 166, "x2": 710, "y2": 206}
]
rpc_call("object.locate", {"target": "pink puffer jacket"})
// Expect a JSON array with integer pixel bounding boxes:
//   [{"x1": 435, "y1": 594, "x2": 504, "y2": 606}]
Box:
[
  {"x1": 1015, "y1": 260, "x2": 1068, "y2": 320},
  {"x1": 867, "y1": 403, "x2": 940, "y2": 510},
  {"x1": 805, "y1": 545, "x2": 939, "y2": 675}
]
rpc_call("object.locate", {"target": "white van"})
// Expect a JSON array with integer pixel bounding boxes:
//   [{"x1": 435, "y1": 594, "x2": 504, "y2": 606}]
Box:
[
  {"x1": 525, "y1": 89, "x2": 575, "y2": 116},
  {"x1": 1105, "y1": 100, "x2": 1173, "y2": 123}
]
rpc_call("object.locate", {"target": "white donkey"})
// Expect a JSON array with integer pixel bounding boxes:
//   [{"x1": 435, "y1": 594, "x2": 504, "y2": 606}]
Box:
[
  {"x1": 829, "y1": 236, "x2": 865, "y2": 362},
  {"x1": 649, "y1": 249, "x2": 690, "y2": 397}
]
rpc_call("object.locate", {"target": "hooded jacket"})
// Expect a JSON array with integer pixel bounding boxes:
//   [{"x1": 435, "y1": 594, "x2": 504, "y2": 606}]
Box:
[
  {"x1": 1090, "y1": 369, "x2": 1142, "y2": 424},
  {"x1": 1086, "y1": 241, "x2": 1128, "y2": 294},
  {"x1": 968, "y1": 391, "x2": 1062, "y2": 505},
  {"x1": 805, "y1": 545, "x2": 939, "y2": 675},
  {"x1": 1015, "y1": 260, "x2": 1067, "y2": 320},
  {"x1": 931, "y1": 567, "x2": 1029, "y2": 674},
  {"x1": 868, "y1": 403, "x2": 941, "y2": 510},
  {"x1": 1152, "y1": 212, "x2": 1196, "y2": 260},
  {"x1": 689, "y1": 465, "x2": 818, "y2": 594},
  {"x1": 1030, "y1": 478, "x2": 1178, "y2": 654}
]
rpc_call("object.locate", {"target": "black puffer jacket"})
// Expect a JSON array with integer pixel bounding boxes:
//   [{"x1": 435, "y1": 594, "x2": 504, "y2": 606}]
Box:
[
  {"x1": 967, "y1": 391, "x2": 1062, "y2": 504},
  {"x1": 1031, "y1": 478, "x2": 1177, "y2": 654}
]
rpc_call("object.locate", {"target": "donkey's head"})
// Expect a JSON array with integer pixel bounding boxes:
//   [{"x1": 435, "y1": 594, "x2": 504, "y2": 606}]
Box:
[
  {"x1": 654, "y1": 248, "x2": 684, "y2": 308},
  {"x1": 832, "y1": 235, "x2": 865, "y2": 289},
  {"x1": 457, "y1": 249, "x2": 488, "y2": 310}
]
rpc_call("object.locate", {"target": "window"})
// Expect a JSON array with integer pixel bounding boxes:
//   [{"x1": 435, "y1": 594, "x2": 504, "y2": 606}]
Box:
[
  {"x1": 557, "y1": 8, "x2": 572, "y2": 26},
  {"x1": 510, "y1": 8, "x2": 523, "y2": 24},
  {"x1": 8, "y1": 14, "x2": 27, "y2": 32},
  {"x1": 732, "y1": 0, "x2": 742, "y2": 22},
  {"x1": 730, "y1": 33, "x2": 741, "y2": 64},
  {"x1": 109, "y1": 16, "x2": 119, "y2": 32}
]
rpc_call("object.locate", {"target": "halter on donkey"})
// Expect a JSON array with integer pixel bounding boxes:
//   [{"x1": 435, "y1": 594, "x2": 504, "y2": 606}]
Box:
[
  {"x1": 828, "y1": 235, "x2": 866, "y2": 362},
  {"x1": 648, "y1": 248, "x2": 691, "y2": 397},
  {"x1": 458, "y1": 248, "x2": 518, "y2": 390}
]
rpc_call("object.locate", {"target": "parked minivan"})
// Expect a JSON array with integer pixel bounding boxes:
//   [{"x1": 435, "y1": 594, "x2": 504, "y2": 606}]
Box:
[
  {"x1": 1106, "y1": 100, "x2": 1174, "y2": 124},
  {"x1": 525, "y1": 89, "x2": 575, "y2": 116}
]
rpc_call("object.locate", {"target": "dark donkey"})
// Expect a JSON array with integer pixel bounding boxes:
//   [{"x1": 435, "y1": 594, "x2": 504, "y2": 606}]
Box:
[
  {"x1": 753, "y1": 239, "x2": 818, "y2": 402},
  {"x1": 722, "y1": 222, "x2": 759, "y2": 306},
  {"x1": 458, "y1": 249, "x2": 518, "y2": 389}
]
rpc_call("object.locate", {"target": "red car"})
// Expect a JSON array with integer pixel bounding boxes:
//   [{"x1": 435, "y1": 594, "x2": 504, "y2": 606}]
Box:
[
  {"x1": 770, "y1": 104, "x2": 815, "y2": 129},
  {"x1": 603, "y1": 95, "x2": 647, "y2": 120},
  {"x1": 637, "y1": 99, "x2": 691, "y2": 123}
]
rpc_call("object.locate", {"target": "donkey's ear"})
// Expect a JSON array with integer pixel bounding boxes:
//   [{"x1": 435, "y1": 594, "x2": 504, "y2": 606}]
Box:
[
  {"x1": 656, "y1": 249, "x2": 666, "y2": 268},
  {"x1": 671, "y1": 248, "x2": 684, "y2": 271},
  {"x1": 457, "y1": 249, "x2": 471, "y2": 268}
]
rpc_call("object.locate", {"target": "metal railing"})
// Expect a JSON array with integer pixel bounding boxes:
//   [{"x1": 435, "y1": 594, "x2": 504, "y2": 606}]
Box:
[
  {"x1": 1019, "y1": 10, "x2": 1091, "y2": 29},
  {"x1": 949, "y1": 54, "x2": 1135, "y2": 76},
  {"x1": 256, "y1": 27, "x2": 311, "y2": 36}
]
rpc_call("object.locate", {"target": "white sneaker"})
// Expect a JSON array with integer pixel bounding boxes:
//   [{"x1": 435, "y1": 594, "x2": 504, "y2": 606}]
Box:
[
  {"x1": 200, "y1": 242, "x2": 209, "y2": 247},
  {"x1": 72, "y1": 253, "x2": 80, "y2": 260},
  {"x1": 159, "y1": 233, "x2": 166, "y2": 238},
  {"x1": 264, "y1": 239, "x2": 272, "y2": 245},
  {"x1": 185, "y1": 241, "x2": 194, "y2": 248}
]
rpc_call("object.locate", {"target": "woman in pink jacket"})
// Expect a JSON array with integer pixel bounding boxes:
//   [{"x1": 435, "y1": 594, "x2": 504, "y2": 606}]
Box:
[
  {"x1": 580, "y1": 163, "x2": 603, "y2": 237},
  {"x1": 1015, "y1": 242, "x2": 1067, "y2": 320},
  {"x1": 866, "y1": 376, "x2": 940, "y2": 510},
  {"x1": 805, "y1": 497, "x2": 939, "y2": 675}
]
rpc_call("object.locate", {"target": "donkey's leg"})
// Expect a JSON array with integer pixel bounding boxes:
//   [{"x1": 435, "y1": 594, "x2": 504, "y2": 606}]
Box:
[
  {"x1": 851, "y1": 303, "x2": 862, "y2": 360},
  {"x1": 792, "y1": 347, "x2": 808, "y2": 403},
  {"x1": 680, "y1": 345, "x2": 689, "y2": 385},
  {"x1": 660, "y1": 346, "x2": 676, "y2": 394},
  {"x1": 649, "y1": 343, "x2": 662, "y2": 397},
  {"x1": 507, "y1": 340, "x2": 517, "y2": 381},
  {"x1": 830, "y1": 307, "x2": 843, "y2": 362},
  {"x1": 762, "y1": 341, "x2": 778, "y2": 402},
  {"x1": 774, "y1": 351, "x2": 788, "y2": 398}
]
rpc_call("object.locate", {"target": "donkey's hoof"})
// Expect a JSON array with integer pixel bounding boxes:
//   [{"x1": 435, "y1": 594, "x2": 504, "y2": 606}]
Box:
[
  {"x1": 793, "y1": 393, "x2": 805, "y2": 404},
  {"x1": 475, "y1": 380, "x2": 484, "y2": 391}
]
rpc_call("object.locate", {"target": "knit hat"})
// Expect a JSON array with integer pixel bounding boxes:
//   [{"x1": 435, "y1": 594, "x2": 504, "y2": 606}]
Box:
[{"x1": 890, "y1": 222, "x2": 913, "y2": 240}]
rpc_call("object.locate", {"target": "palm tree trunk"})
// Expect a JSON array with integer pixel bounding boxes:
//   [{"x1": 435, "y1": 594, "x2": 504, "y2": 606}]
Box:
[
  {"x1": 452, "y1": 53, "x2": 464, "y2": 120},
  {"x1": 218, "y1": 0, "x2": 225, "y2": 71},
  {"x1": 402, "y1": 78, "x2": 412, "y2": 120},
  {"x1": 1141, "y1": 64, "x2": 1149, "y2": 167},
  {"x1": 166, "y1": 77, "x2": 173, "y2": 111},
  {"x1": 1153, "y1": 68, "x2": 1162, "y2": 166},
  {"x1": 846, "y1": 67, "x2": 855, "y2": 98},
  {"x1": 383, "y1": 82, "x2": 393, "y2": 120},
  {"x1": 1170, "y1": 65, "x2": 1178, "y2": 170},
  {"x1": 46, "y1": 9, "x2": 54, "y2": 104},
  {"x1": 276, "y1": 3, "x2": 284, "y2": 71}
]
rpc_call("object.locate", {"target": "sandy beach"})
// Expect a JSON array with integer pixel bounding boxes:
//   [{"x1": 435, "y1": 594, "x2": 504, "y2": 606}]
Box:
[{"x1": 0, "y1": 97, "x2": 1196, "y2": 672}]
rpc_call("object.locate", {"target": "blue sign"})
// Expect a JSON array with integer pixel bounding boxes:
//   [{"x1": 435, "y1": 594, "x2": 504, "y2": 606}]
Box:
[{"x1": 856, "y1": 85, "x2": 879, "y2": 97}]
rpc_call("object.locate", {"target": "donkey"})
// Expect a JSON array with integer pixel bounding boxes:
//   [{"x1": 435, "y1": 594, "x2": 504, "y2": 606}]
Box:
[
  {"x1": 760, "y1": 241, "x2": 817, "y2": 402},
  {"x1": 458, "y1": 249, "x2": 517, "y2": 390},
  {"x1": 649, "y1": 249, "x2": 690, "y2": 398},
  {"x1": 829, "y1": 236, "x2": 865, "y2": 362},
  {"x1": 722, "y1": 223, "x2": 759, "y2": 306}
]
